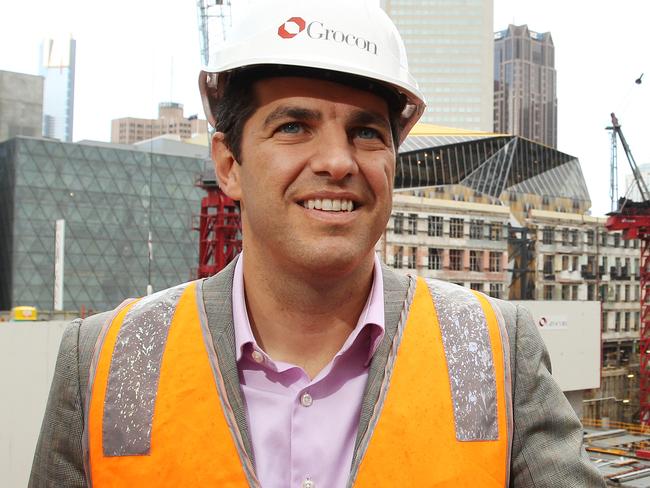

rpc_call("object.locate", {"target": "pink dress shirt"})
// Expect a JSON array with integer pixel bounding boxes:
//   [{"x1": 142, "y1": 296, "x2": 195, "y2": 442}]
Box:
[{"x1": 232, "y1": 254, "x2": 385, "y2": 488}]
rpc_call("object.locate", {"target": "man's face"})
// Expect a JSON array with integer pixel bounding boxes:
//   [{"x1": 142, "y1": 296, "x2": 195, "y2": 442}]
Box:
[{"x1": 215, "y1": 76, "x2": 396, "y2": 278}]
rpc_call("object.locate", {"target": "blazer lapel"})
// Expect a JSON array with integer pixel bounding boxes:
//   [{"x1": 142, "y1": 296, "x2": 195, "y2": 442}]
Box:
[{"x1": 201, "y1": 257, "x2": 256, "y2": 466}]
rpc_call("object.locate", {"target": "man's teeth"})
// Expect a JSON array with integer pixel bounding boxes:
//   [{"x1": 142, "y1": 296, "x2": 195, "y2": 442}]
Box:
[{"x1": 303, "y1": 198, "x2": 354, "y2": 212}]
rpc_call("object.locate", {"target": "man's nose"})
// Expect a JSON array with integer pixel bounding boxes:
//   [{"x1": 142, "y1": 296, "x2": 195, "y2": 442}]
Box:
[{"x1": 309, "y1": 130, "x2": 358, "y2": 181}]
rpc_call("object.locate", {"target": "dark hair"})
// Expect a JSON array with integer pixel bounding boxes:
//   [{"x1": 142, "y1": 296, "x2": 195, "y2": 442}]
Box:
[{"x1": 212, "y1": 65, "x2": 404, "y2": 162}]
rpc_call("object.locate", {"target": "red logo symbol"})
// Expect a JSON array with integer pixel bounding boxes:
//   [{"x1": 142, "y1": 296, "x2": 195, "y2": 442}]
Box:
[{"x1": 278, "y1": 17, "x2": 306, "y2": 39}]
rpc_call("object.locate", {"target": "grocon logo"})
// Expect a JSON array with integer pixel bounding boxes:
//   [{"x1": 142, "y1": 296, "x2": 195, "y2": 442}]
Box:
[
  {"x1": 277, "y1": 17, "x2": 378, "y2": 55},
  {"x1": 277, "y1": 17, "x2": 306, "y2": 39}
]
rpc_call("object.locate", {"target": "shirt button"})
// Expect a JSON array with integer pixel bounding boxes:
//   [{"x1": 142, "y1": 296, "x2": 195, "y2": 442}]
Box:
[
  {"x1": 300, "y1": 392, "x2": 313, "y2": 407},
  {"x1": 303, "y1": 479, "x2": 315, "y2": 488},
  {"x1": 251, "y1": 350, "x2": 264, "y2": 363}
]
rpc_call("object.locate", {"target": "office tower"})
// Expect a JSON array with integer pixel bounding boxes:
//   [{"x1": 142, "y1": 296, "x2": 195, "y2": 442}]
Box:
[
  {"x1": 0, "y1": 70, "x2": 44, "y2": 142},
  {"x1": 40, "y1": 37, "x2": 76, "y2": 142},
  {"x1": 494, "y1": 25, "x2": 557, "y2": 147},
  {"x1": 380, "y1": 0, "x2": 494, "y2": 131}
]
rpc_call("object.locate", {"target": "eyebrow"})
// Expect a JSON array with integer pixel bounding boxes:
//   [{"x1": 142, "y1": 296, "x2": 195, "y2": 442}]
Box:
[
  {"x1": 263, "y1": 106, "x2": 322, "y2": 128},
  {"x1": 348, "y1": 109, "x2": 392, "y2": 135}
]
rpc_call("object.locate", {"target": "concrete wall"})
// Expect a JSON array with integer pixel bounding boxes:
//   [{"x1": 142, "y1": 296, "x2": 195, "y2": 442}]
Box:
[
  {"x1": 0, "y1": 321, "x2": 68, "y2": 488},
  {"x1": 0, "y1": 70, "x2": 44, "y2": 142}
]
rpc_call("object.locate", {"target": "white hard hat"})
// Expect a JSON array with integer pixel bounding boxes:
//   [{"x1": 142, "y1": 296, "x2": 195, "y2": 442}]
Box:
[{"x1": 199, "y1": 0, "x2": 426, "y2": 144}]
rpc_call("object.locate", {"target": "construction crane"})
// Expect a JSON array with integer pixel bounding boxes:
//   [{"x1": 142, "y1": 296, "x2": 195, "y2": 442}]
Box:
[
  {"x1": 194, "y1": 0, "x2": 242, "y2": 278},
  {"x1": 605, "y1": 113, "x2": 650, "y2": 424}
]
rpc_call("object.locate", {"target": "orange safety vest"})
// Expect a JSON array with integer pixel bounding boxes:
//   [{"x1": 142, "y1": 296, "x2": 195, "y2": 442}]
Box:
[{"x1": 84, "y1": 277, "x2": 511, "y2": 487}]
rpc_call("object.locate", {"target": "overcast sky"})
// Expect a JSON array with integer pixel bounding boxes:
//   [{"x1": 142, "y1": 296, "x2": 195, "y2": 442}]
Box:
[{"x1": 1, "y1": 0, "x2": 647, "y2": 217}]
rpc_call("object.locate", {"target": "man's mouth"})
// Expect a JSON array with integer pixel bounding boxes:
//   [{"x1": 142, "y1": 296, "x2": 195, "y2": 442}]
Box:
[{"x1": 301, "y1": 198, "x2": 355, "y2": 212}]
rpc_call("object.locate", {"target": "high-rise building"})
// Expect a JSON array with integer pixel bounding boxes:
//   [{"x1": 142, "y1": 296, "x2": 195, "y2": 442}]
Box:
[
  {"x1": 380, "y1": 0, "x2": 494, "y2": 131},
  {"x1": 111, "y1": 102, "x2": 208, "y2": 145},
  {"x1": 494, "y1": 25, "x2": 557, "y2": 147},
  {"x1": 0, "y1": 70, "x2": 44, "y2": 142},
  {"x1": 40, "y1": 37, "x2": 76, "y2": 142},
  {"x1": 0, "y1": 136, "x2": 205, "y2": 311}
]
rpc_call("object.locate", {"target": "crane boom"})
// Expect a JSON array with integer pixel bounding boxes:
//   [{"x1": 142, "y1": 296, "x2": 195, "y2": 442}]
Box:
[{"x1": 610, "y1": 112, "x2": 650, "y2": 203}]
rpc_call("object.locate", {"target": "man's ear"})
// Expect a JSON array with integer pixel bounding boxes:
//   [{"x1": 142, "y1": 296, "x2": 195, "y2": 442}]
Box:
[{"x1": 212, "y1": 132, "x2": 242, "y2": 201}]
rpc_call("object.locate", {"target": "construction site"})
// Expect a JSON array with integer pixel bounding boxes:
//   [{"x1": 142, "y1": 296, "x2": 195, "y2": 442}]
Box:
[{"x1": 1, "y1": 1, "x2": 649, "y2": 487}]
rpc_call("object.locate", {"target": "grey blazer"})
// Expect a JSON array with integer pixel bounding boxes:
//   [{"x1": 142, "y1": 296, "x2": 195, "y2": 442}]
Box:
[{"x1": 29, "y1": 262, "x2": 605, "y2": 487}]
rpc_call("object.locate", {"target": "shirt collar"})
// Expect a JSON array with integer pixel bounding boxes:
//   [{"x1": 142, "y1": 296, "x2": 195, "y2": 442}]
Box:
[{"x1": 232, "y1": 253, "x2": 385, "y2": 364}]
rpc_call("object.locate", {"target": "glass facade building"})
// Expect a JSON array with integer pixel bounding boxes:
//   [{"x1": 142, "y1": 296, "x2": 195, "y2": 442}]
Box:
[
  {"x1": 40, "y1": 37, "x2": 76, "y2": 142},
  {"x1": 397, "y1": 130, "x2": 590, "y2": 211},
  {"x1": 381, "y1": 0, "x2": 494, "y2": 131},
  {"x1": 0, "y1": 137, "x2": 205, "y2": 312}
]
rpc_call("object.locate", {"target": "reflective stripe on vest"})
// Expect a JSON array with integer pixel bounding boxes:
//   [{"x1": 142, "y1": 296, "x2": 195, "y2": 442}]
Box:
[
  {"x1": 84, "y1": 276, "x2": 511, "y2": 487},
  {"x1": 352, "y1": 277, "x2": 511, "y2": 487},
  {"x1": 85, "y1": 281, "x2": 257, "y2": 487}
]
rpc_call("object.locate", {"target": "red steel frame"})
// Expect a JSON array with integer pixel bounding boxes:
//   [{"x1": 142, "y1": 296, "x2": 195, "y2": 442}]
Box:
[
  {"x1": 606, "y1": 211, "x2": 650, "y2": 424},
  {"x1": 195, "y1": 186, "x2": 242, "y2": 278}
]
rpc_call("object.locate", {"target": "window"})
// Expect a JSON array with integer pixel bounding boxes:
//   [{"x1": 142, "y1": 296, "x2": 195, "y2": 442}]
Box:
[
  {"x1": 427, "y1": 216, "x2": 443, "y2": 237},
  {"x1": 571, "y1": 285, "x2": 578, "y2": 301},
  {"x1": 393, "y1": 246, "x2": 403, "y2": 268},
  {"x1": 586, "y1": 230, "x2": 594, "y2": 246},
  {"x1": 586, "y1": 256, "x2": 596, "y2": 275},
  {"x1": 407, "y1": 214, "x2": 418, "y2": 235},
  {"x1": 601, "y1": 311, "x2": 608, "y2": 332},
  {"x1": 394, "y1": 213, "x2": 404, "y2": 234},
  {"x1": 450, "y1": 218, "x2": 464, "y2": 238},
  {"x1": 625, "y1": 285, "x2": 631, "y2": 302},
  {"x1": 624, "y1": 312, "x2": 630, "y2": 332},
  {"x1": 489, "y1": 252, "x2": 502, "y2": 272},
  {"x1": 599, "y1": 284, "x2": 609, "y2": 301},
  {"x1": 571, "y1": 229, "x2": 579, "y2": 246},
  {"x1": 450, "y1": 249, "x2": 464, "y2": 271},
  {"x1": 543, "y1": 255, "x2": 554, "y2": 275},
  {"x1": 428, "y1": 248, "x2": 442, "y2": 270},
  {"x1": 489, "y1": 283, "x2": 503, "y2": 299},
  {"x1": 561, "y1": 285, "x2": 570, "y2": 300},
  {"x1": 544, "y1": 285, "x2": 554, "y2": 300},
  {"x1": 561, "y1": 255, "x2": 569, "y2": 271},
  {"x1": 601, "y1": 232, "x2": 608, "y2": 247},
  {"x1": 469, "y1": 250, "x2": 482, "y2": 271},
  {"x1": 572, "y1": 256, "x2": 579, "y2": 271},
  {"x1": 469, "y1": 219, "x2": 484, "y2": 239},
  {"x1": 614, "y1": 233, "x2": 621, "y2": 247},
  {"x1": 615, "y1": 312, "x2": 621, "y2": 332},
  {"x1": 470, "y1": 282, "x2": 483, "y2": 292},
  {"x1": 635, "y1": 312, "x2": 641, "y2": 331},
  {"x1": 587, "y1": 284, "x2": 595, "y2": 300},
  {"x1": 408, "y1": 247, "x2": 417, "y2": 269},
  {"x1": 542, "y1": 227, "x2": 554, "y2": 245},
  {"x1": 489, "y1": 222, "x2": 502, "y2": 241},
  {"x1": 561, "y1": 228, "x2": 570, "y2": 245},
  {"x1": 615, "y1": 285, "x2": 621, "y2": 302}
]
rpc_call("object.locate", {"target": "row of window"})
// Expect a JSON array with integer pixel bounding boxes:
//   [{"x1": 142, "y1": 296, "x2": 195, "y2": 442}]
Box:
[
  {"x1": 540, "y1": 226, "x2": 638, "y2": 249},
  {"x1": 542, "y1": 254, "x2": 640, "y2": 276},
  {"x1": 393, "y1": 247, "x2": 503, "y2": 272},
  {"x1": 542, "y1": 283, "x2": 640, "y2": 302},
  {"x1": 393, "y1": 214, "x2": 504, "y2": 240},
  {"x1": 602, "y1": 311, "x2": 641, "y2": 333}
]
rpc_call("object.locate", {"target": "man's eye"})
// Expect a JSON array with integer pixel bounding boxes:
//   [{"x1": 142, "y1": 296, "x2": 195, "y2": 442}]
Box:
[
  {"x1": 356, "y1": 127, "x2": 380, "y2": 140},
  {"x1": 277, "y1": 122, "x2": 303, "y2": 134}
]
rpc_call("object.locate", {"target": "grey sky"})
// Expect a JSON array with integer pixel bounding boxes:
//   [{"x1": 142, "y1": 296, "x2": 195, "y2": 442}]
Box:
[{"x1": 1, "y1": 0, "x2": 647, "y2": 217}]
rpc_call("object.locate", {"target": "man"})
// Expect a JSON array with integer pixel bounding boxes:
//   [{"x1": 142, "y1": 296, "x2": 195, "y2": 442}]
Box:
[{"x1": 30, "y1": 1, "x2": 605, "y2": 487}]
